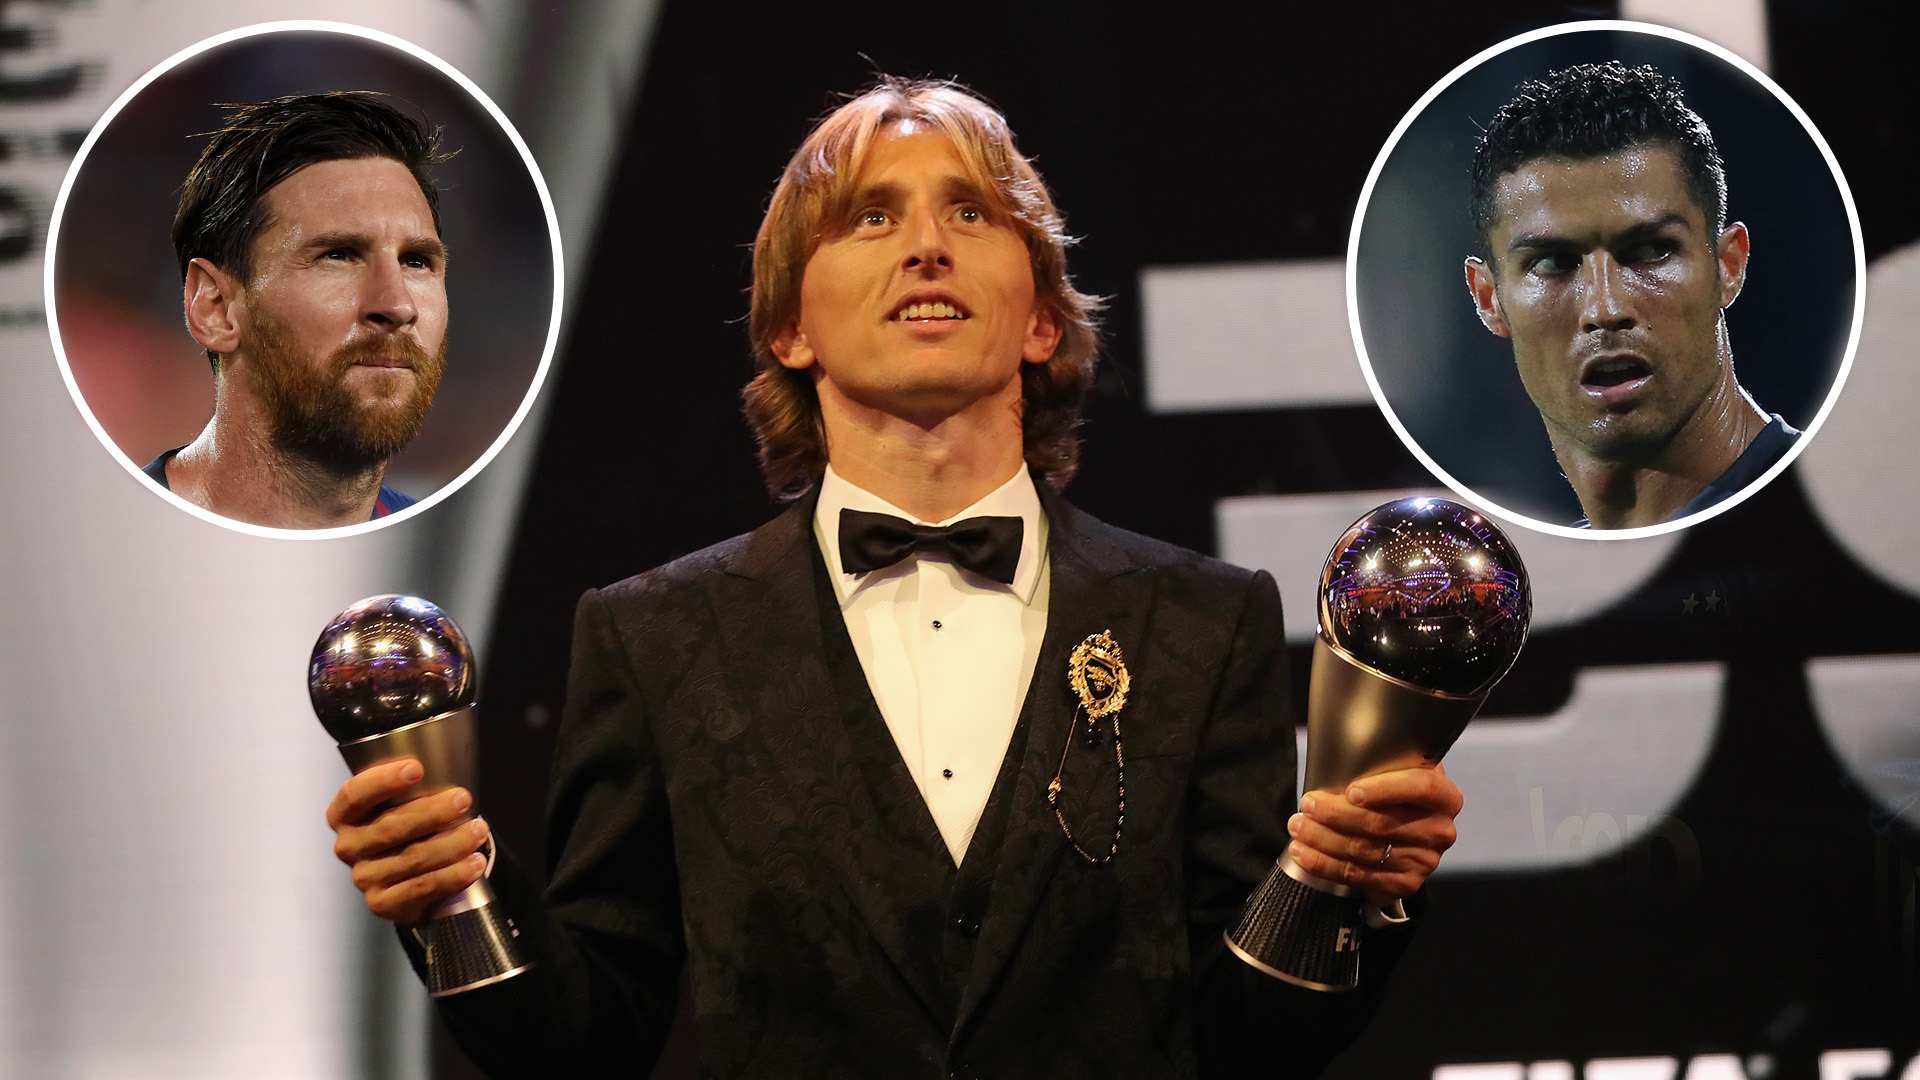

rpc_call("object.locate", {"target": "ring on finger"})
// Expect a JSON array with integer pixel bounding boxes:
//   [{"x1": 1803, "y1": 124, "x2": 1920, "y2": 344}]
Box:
[{"x1": 1377, "y1": 843, "x2": 1392, "y2": 867}]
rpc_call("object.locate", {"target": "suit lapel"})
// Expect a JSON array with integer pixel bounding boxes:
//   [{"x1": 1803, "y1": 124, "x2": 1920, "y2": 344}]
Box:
[
  {"x1": 705, "y1": 496, "x2": 954, "y2": 1025},
  {"x1": 952, "y1": 490, "x2": 1157, "y2": 1039}
]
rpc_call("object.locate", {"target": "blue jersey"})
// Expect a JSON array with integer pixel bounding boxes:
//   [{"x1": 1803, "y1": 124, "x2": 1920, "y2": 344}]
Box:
[{"x1": 142, "y1": 446, "x2": 414, "y2": 522}]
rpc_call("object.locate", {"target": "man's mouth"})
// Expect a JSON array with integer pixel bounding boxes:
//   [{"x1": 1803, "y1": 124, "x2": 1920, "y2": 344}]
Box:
[
  {"x1": 337, "y1": 336, "x2": 428, "y2": 372},
  {"x1": 890, "y1": 299, "x2": 970, "y2": 322},
  {"x1": 1576, "y1": 353, "x2": 1657, "y2": 409},
  {"x1": 1580, "y1": 356, "x2": 1651, "y2": 390}
]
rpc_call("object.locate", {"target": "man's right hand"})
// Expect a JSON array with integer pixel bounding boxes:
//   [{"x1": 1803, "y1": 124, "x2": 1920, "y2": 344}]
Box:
[{"x1": 326, "y1": 757, "x2": 492, "y2": 928}]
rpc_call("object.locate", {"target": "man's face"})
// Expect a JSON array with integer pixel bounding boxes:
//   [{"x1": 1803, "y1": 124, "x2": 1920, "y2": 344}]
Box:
[
  {"x1": 773, "y1": 127, "x2": 1061, "y2": 425},
  {"x1": 1465, "y1": 144, "x2": 1748, "y2": 462},
  {"x1": 235, "y1": 156, "x2": 449, "y2": 468}
]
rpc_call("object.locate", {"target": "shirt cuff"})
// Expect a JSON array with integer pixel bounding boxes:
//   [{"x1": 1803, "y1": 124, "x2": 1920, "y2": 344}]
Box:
[{"x1": 1364, "y1": 898, "x2": 1410, "y2": 928}]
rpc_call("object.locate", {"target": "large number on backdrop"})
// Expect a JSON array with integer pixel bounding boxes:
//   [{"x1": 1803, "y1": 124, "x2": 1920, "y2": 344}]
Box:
[{"x1": 1801, "y1": 243, "x2": 1920, "y2": 834}]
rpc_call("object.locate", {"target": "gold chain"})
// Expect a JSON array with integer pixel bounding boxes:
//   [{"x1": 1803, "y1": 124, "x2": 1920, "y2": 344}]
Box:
[{"x1": 1047, "y1": 703, "x2": 1125, "y2": 864}]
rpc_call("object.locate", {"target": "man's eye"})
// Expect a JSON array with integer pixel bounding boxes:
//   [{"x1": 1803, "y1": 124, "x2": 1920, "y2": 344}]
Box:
[
  {"x1": 955, "y1": 205, "x2": 985, "y2": 225},
  {"x1": 856, "y1": 208, "x2": 890, "y2": 228},
  {"x1": 1532, "y1": 252, "x2": 1578, "y2": 275},
  {"x1": 1624, "y1": 241, "x2": 1675, "y2": 265}
]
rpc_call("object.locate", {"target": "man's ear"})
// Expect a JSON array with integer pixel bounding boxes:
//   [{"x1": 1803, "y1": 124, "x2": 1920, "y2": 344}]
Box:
[
  {"x1": 1022, "y1": 301, "x2": 1064, "y2": 365},
  {"x1": 771, "y1": 314, "x2": 814, "y2": 371},
  {"x1": 1716, "y1": 221, "x2": 1751, "y2": 310},
  {"x1": 1464, "y1": 256, "x2": 1511, "y2": 339},
  {"x1": 184, "y1": 258, "x2": 243, "y2": 358}
]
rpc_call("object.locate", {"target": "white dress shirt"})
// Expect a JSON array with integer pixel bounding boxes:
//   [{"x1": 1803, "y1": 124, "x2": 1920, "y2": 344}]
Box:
[{"x1": 813, "y1": 465, "x2": 1049, "y2": 866}]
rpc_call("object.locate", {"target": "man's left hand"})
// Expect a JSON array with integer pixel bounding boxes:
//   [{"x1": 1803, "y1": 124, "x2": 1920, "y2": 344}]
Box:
[{"x1": 1285, "y1": 762, "x2": 1464, "y2": 909}]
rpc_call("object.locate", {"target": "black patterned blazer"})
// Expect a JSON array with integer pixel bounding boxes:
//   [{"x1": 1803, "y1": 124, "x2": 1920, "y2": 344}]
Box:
[{"x1": 427, "y1": 484, "x2": 1413, "y2": 1078}]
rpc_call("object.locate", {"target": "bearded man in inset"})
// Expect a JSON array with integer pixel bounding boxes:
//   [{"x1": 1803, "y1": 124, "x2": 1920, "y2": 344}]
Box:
[{"x1": 154, "y1": 92, "x2": 449, "y2": 528}]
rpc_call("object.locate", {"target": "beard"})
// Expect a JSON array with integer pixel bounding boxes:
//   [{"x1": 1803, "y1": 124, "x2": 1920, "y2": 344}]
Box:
[{"x1": 246, "y1": 305, "x2": 447, "y2": 475}]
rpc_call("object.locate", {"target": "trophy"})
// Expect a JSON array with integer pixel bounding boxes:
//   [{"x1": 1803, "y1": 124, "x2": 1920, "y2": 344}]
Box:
[
  {"x1": 309, "y1": 594, "x2": 533, "y2": 997},
  {"x1": 1226, "y1": 498, "x2": 1530, "y2": 991}
]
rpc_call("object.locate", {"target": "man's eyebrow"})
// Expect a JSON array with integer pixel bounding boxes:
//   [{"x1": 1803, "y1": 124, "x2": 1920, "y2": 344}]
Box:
[
  {"x1": 1610, "y1": 214, "x2": 1694, "y2": 245},
  {"x1": 1505, "y1": 212, "x2": 1693, "y2": 254},
  {"x1": 408, "y1": 235, "x2": 450, "y2": 265},
  {"x1": 849, "y1": 180, "x2": 905, "y2": 206},
  {"x1": 943, "y1": 176, "x2": 992, "y2": 204},
  {"x1": 847, "y1": 176, "x2": 994, "y2": 208},
  {"x1": 303, "y1": 230, "x2": 448, "y2": 263}
]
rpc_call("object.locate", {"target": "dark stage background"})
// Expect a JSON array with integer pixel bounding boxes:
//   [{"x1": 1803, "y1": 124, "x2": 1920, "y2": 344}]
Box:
[{"x1": 465, "y1": 4, "x2": 1920, "y2": 1078}]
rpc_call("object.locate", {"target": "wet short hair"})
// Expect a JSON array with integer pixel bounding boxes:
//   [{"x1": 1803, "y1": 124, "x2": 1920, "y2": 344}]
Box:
[
  {"x1": 744, "y1": 76, "x2": 1103, "y2": 500},
  {"x1": 173, "y1": 91, "x2": 445, "y2": 286},
  {"x1": 1471, "y1": 62, "x2": 1726, "y2": 255}
]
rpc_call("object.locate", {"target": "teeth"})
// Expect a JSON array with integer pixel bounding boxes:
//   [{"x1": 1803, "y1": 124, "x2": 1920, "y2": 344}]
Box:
[{"x1": 894, "y1": 301, "x2": 963, "y2": 321}]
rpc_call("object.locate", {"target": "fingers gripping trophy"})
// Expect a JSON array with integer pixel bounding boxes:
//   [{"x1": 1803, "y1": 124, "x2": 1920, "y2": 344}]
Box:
[
  {"x1": 1227, "y1": 498, "x2": 1530, "y2": 991},
  {"x1": 310, "y1": 595, "x2": 533, "y2": 996}
]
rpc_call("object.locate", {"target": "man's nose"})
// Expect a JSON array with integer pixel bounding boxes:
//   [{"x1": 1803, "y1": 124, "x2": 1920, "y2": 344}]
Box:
[
  {"x1": 901, "y1": 206, "x2": 952, "y2": 273},
  {"x1": 362, "y1": 256, "x2": 419, "y2": 330},
  {"x1": 1580, "y1": 252, "x2": 1635, "y2": 331}
]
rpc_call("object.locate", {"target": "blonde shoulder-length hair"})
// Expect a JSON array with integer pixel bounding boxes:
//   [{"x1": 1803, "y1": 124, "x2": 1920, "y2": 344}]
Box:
[{"x1": 743, "y1": 77, "x2": 1103, "y2": 500}]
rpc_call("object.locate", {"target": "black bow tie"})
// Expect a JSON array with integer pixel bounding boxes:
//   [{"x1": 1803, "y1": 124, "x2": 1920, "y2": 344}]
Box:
[{"x1": 838, "y1": 508, "x2": 1024, "y2": 585}]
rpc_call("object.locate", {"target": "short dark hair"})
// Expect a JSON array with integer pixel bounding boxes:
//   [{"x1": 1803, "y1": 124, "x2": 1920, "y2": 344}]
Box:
[
  {"x1": 1470, "y1": 62, "x2": 1726, "y2": 255},
  {"x1": 743, "y1": 76, "x2": 1103, "y2": 500},
  {"x1": 173, "y1": 92, "x2": 446, "y2": 286}
]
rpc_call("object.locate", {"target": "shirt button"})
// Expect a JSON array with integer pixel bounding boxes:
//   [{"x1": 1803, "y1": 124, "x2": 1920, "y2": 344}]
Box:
[
  {"x1": 931, "y1": 619, "x2": 943, "y2": 630},
  {"x1": 953, "y1": 915, "x2": 981, "y2": 938},
  {"x1": 942, "y1": 769, "x2": 953, "y2": 779}
]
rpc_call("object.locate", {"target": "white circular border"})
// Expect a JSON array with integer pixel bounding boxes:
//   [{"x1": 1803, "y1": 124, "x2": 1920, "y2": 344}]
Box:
[
  {"x1": 1345, "y1": 19, "x2": 1866, "y2": 541},
  {"x1": 44, "y1": 20, "x2": 566, "y2": 541}
]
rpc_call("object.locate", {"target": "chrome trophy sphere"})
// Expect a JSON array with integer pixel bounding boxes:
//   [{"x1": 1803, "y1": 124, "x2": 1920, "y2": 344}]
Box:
[
  {"x1": 308, "y1": 595, "x2": 476, "y2": 742},
  {"x1": 1318, "y1": 497, "x2": 1530, "y2": 697}
]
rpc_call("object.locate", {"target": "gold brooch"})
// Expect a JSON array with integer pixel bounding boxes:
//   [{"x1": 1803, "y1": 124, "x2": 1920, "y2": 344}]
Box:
[
  {"x1": 1052, "y1": 630, "x2": 1130, "y2": 865},
  {"x1": 1068, "y1": 629, "x2": 1130, "y2": 721}
]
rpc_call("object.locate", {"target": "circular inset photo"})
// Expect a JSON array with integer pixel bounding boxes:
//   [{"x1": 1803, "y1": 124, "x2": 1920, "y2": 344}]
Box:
[
  {"x1": 1349, "y1": 21, "x2": 1861, "y2": 538},
  {"x1": 48, "y1": 21, "x2": 561, "y2": 537}
]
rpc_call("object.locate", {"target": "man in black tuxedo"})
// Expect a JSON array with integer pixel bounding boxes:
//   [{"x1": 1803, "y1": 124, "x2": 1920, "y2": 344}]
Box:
[{"x1": 329, "y1": 78, "x2": 1465, "y2": 1078}]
